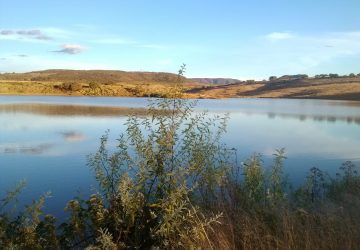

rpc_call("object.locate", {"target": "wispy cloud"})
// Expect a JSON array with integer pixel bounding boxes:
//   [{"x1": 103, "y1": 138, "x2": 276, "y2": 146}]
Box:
[
  {"x1": 0, "y1": 29, "x2": 52, "y2": 40},
  {"x1": 0, "y1": 55, "x2": 111, "y2": 72},
  {"x1": 157, "y1": 59, "x2": 173, "y2": 66},
  {"x1": 53, "y1": 44, "x2": 85, "y2": 54},
  {"x1": 254, "y1": 31, "x2": 360, "y2": 74},
  {"x1": 40, "y1": 27, "x2": 75, "y2": 39},
  {"x1": 265, "y1": 32, "x2": 295, "y2": 41},
  {"x1": 60, "y1": 131, "x2": 86, "y2": 142},
  {"x1": 136, "y1": 44, "x2": 167, "y2": 49},
  {"x1": 0, "y1": 30, "x2": 14, "y2": 35},
  {"x1": 94, "y1": 38, "x2": 131, "y2": 45},
  {"x1": 93, "y1": 37, "x2": 167, "y2": 49},
  {"x1": 17, "y1": 54, "x2": 28, "y2": 57}
]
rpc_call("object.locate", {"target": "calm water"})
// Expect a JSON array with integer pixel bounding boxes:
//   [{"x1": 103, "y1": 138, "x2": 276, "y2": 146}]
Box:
[{"x1": 1, "y1": 96, "x2": 360, "y2": 218}]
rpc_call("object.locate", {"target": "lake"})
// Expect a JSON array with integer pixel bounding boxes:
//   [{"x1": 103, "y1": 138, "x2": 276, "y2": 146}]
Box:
[{"x1": 1, "y1": 96, "x2": 360, "y2": 218}]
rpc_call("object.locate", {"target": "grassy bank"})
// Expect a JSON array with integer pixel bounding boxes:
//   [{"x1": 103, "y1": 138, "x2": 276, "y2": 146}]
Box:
[{"x1": 0, "y1": 95, "x2": 359, "y2": 249}]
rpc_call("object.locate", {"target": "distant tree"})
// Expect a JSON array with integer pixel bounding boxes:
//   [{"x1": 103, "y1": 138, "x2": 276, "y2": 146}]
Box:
[
  {"x1": 349, "y1": 73, "x2": 355, "y2": 77},
  {"x1": 246, "y1": 80, "x2": 255, "y2": 84},
  {"x1": 329, "y1": 73, "x2": 339, "y2": 78},
  {"x1": 315, "y1": 74, "x2": 329, "y2": 79},
  {"x1": 298, "y1": 74, "x2": 308, "y2": 79},
  {"x1": 269, "y1": 76, "x2": 277, "y2": 81}
]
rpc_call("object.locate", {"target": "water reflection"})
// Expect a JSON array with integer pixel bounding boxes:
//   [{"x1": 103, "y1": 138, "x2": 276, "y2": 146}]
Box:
[
  {"x1": 1, "y1": 97, "x2": 360, "y2": 218},
  {"x1": 60, "y1": 131, "x2": 86, "y2": 142},
  {"x1": 0, "y1": 103, "x2": 146, "y2": 117},
  {"x1": 1, "y1": 143, "x2": 54, "y2": 155},
  {"x1": 264, "y1": 112, "x2": 360, "y2": 125}
]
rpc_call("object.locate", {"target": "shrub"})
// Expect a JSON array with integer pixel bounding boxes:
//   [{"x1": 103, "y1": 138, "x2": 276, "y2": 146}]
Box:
[
  {"x1": 77, "y1": 92, "x2": 230, "y2": 248},
  {"x1": 60, "y1": 82, "x2": 82, "y2": 91},
  {"x1": 89, "y1": 82, "x2": 100, "y2": 89}
]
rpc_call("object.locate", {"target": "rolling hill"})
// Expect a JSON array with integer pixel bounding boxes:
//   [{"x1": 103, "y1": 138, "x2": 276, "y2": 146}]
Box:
[
  {"x1": 187, "y1": 76, "x2": 360, "y2": 100},
  {"x1": 0, "y1": 69, "x2": 186, "y2": 84}
]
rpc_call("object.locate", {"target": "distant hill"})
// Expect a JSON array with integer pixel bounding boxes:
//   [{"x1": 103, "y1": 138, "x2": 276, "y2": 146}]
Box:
[
  {"x1": 0, "y1": 69, "x2": 186, "y2": 84},
  {"x1": 190, "y1": 78, "x2": 241, "y2": 85},
  {"x1": 187, "y1": 76, "x2": 360, "y2": 100},
  {"x1": 0, "y1": 69, "x2": 202, "y2": 98}
]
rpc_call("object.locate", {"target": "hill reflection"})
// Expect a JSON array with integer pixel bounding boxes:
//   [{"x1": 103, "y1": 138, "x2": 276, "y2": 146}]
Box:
[{"x1": 0, "y1": 103, "x2": 147, "y2": 117}]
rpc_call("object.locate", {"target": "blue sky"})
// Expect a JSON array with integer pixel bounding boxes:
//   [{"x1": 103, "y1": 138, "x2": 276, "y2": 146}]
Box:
[{"x1": 1, "y1": 0, "x2": 360, "y2": 79}]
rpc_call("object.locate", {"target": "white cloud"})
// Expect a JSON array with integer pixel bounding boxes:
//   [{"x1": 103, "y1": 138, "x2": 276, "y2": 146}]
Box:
[
  {"x1": 53, "y1": 44, "x2": 85, "y2": 54},
  {"x1": 265, "y1": 32, "x2": 295, "y2": 41}
]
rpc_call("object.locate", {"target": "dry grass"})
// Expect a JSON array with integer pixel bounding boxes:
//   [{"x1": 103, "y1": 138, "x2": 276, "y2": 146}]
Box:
[
  {"x1": 0, "y1": 80, "x2": 198, "y2": 97},
  {"x1": 205, "y1": 207, "x2": 360, "y2": 250},
  {"x1": 0, "y1": 69, "x2": 202, "y2": 97}
]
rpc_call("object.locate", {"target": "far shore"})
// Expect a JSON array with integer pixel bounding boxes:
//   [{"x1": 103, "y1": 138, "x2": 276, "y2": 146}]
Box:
[
  {"x1": 1, "y1": 74, "x2": 360, "y2": 101},
  {"x1": 1, "y1": 92, "x2": 360, "y2": 102}
]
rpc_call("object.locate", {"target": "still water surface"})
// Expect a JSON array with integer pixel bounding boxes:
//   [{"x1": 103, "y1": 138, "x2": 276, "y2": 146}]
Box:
[{"x1": 1, "y1": 96, "x2": 360, "y2": 218}]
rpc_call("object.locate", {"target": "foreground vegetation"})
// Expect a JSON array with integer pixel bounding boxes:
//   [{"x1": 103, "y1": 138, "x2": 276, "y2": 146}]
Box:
[
  {"x1": 1, "y1": 69, "x2": 360, "y2": 100},
  {"x1": 0, "y1": 85, "x2": 359, "y2": 249}
]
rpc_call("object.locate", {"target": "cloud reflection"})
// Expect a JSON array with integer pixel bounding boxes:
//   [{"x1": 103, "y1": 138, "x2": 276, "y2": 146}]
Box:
[
  {"x1": 1, "y1": 143, "x2": 54, "y2": 155},
  {"x1": 264, "y1": 112, "x2": 360, "y2": 125},
  {"x1": 60, "y1": 131, "x2": 86, "y2": 142}
]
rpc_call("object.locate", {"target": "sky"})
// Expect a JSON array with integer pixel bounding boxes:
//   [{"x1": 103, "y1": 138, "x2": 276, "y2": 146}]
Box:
[{"x1": 0, "y1": 0, "x2": 360, "y2": 79}]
